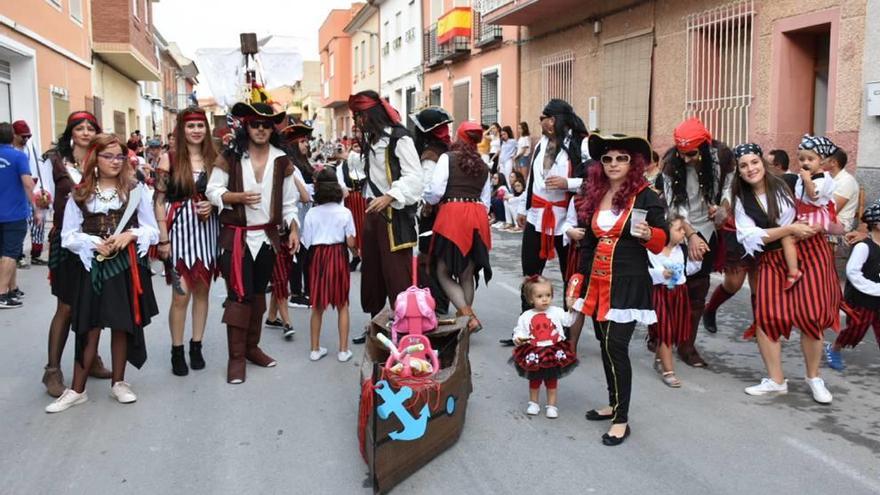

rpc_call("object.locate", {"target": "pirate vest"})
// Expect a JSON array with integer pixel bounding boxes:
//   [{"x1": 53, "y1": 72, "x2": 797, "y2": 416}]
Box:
[
  {"x1": 844, "y1": 239, "x2": 880, "y2": 310},
  {"x1": 443, "y1": 151, "x2": 488, "y2": 201}
]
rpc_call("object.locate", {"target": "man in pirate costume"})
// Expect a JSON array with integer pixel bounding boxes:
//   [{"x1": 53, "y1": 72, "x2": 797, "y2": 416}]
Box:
[
  {"x1": 658, "y1": 117, "x2": 733, "y2": 368},
  {"x1": 206, "y1": 102, "x2": 301, "y2": 384},
  {"x1": 337, "y1": 131, "x2": 367, "y2": 272},
  {"x1": 410, "y1": 106, "x2": 453, "y2": 316},
  {"x1": 516, "y1": 99, "x2": 589, "y2": 308},
  {"x1": 347, "y1": 90, "x2": 423, "y2": 344}
]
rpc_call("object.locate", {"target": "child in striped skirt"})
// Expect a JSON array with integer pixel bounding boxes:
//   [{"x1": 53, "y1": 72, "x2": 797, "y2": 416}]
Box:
[
  {"x1": 647, "y1": 214, "x2": 702, "y2": 388},
  {"x1": 300, "y1": 168, "x2": 357, "y2": 363}
]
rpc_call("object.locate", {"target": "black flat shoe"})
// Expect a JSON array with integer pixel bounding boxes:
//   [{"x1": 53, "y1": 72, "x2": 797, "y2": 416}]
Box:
[
  {"x1": 352, "y1": 332, "x2": 367, "y2": 345},
  {"x1": 499, "y1": 338, "x2": 514, "y2": 347},
  {"x1": 703, "y1": 310, "x2": 718, "y2": 333},
  {"x1": 265, "y1": 318, "x2": 283, "y2": 328},
  {"x1": 585, "y1": 409, "x2": 614, "y2": 421},
  {"x1": 602, "y1": 425, "x2": 631, "y2": 446},
  {"x1": 349, "y1": 257, "x2": 361, "y2": 272}
]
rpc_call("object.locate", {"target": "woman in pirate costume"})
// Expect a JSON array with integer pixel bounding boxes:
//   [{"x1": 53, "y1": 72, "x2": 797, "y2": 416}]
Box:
[
  {"x1": 284, "y1": 123, "x2": 316, "y2": 309},
  {"x1": 569, "y1": 134, "x2": 668, "y2": 446},
  {"x1": 206, "y1": 102, "x2": 300, "y2": 385},
  {"x1": 40, "y1": 111, "x2": 112, "y2": 398},
  {"x1": 46, "y1": 133, "x2": 159, "y2": 413},
  {"x1": 411, "y1": 106, "x2": 453, "y2": 316},
  {"x1": 731, "y1": 143, "x2": 839, "y2": 404},
  {"x1": 154, "y1": 107, "x2": 220, "y2": 376},
  {"x1": 341, "y1": 129, "x2": 367, "y2": 271},
  {"x1": 423, "y1": 121, "x2": 492, "y2": 333}
]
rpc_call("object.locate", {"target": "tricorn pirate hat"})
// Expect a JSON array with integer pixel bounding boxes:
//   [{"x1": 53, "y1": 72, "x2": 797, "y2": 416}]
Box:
[{"x1": 230, "y1": 102, "x2": 286, "y2": 125}]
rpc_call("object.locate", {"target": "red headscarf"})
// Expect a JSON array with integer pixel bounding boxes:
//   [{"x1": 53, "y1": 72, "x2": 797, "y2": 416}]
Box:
[
  {"x1": 456, "y1": 121, "x2": 483, "y2": 145},
  {"x1": 674, "y1": 117, "x2": 712, "y2": 153},
  {"x1": 348, "y1": 93, "x2": 401, "y2": 125},
  {"x1": 431, "y1": 125, "x2": 451, "y2": 145}
]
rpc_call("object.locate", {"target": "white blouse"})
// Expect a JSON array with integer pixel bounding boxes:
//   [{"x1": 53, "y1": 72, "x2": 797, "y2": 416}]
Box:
[
  {"x1": 794, "y1": 173, "x2": 836, "y2": 206},
  {"x1": 422, "y1": 153, "x2": 491, "y2": 208},
  {"x1": 206, "y1": 145, "x2": 300, "y2": 259},
  {"x1": 734, "y1": 192, "x2": 796, "y2": 256},
  {"x1": 301, "y1": 202, "x2": 356, "y2": 249},
  {"x1": 61, "y1": 183, "x2": 159, "y2": 270},
  {"x1": 512, "y1": 306, "x2": 577, "y2": 346},
  {"x1": 846, "y1": 241, "x2": 880, "y2": 297},
  {"x1": 648, "y1": 247, "x2": 702, "y2": 286},
  {"x1": 595, "y1": 210, "x2": 622, "y2": 232}
]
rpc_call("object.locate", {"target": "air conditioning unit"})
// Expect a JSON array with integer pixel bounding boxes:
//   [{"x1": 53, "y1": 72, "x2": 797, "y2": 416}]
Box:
[{"x1": 588, "y1": 96, "x2": 598, "y2": 132}]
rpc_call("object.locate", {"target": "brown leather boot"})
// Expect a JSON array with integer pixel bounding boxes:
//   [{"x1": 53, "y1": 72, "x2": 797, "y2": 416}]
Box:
[
  {"x1": 226, "y1": 326, "x2": 247, "y2": 384},
  {"x1": 245, "y1": 298, "x2": 276, "y2": 367},
  {"x1": 42, "y1": 366, "x2": 66, "y2": 398},
  {"x1": 89, "y1": 354, "x2": 113, "y2": 379}
]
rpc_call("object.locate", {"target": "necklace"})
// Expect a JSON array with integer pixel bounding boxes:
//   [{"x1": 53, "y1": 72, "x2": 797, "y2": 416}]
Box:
[{"x1": 95, "y1": 184, "x2": 118, "y2": 203}]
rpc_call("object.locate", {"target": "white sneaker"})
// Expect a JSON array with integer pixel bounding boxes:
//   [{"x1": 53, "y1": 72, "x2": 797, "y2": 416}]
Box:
[
  {"x1": 309, "y1": 347, "x2": 328, "y2": 361},
  {"x1": 45, "y1": 389, "x2": 88, "y2": 413},
  {"x1": 337, "y1": 350, "x2": 353, "y2": 362},
  {"x1": 110, "y1": 381, "x2": 137, "y2": 404},
  {"x1": 526, "y1": 401, "x2": 540, "y2": 415},
  {"x1": 545, "y1": 405, "x2": 559, "y2": 419},
  {"x1": 806, "y1": 376, "x2": 832, "y2": 404},
  {"x1": 744, "y1": 378, "x2": 788, "y2": 396}
]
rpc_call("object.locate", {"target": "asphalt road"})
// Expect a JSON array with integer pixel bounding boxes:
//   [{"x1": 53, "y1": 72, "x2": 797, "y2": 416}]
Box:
[{"x1": 1, "y1": 229, "x2": 879, "y2": 494}]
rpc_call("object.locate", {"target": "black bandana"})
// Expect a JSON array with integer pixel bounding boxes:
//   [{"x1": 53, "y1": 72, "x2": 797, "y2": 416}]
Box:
[
  {"x1": 863, "y1": 199, "x2": 880, "y2": 226},
  {"x1": 798, "y1": 134, "x2": 838, "y2": 159},
  {"x1": 733, "y1": 143, "x2": 763, "y2": 160}
]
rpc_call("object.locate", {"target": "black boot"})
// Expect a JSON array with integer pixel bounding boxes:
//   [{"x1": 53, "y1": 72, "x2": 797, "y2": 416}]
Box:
[
  {"x1": 189, "y1": 340, "x2": 205, "y2": 370},
  {"x1": 702, "y1": 310, "x2": 718, "y2": 334},
  {"x1": 171, "y1": 345, "x2": 189, "y2": 376},
  {"x1": 349, "y1": 256, "x2": 361, "y2": 272}
]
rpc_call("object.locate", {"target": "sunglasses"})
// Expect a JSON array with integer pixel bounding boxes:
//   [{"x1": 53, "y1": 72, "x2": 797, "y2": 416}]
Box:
[
  {"x1": 539, "y1": 115, "x2": 552, "y2": 122},
  {"x1": 97, "y1": 153, "x2": 127, "y2": 162},
  {"x1": 679, "y1": 150, "x2": 699, "y2": 158},
  {"x1": 600, "y1": 154, "x2": 631, "y2": 164},
  {"x1": 248, "y1": 120, "x2": 274, "y2": 130}
]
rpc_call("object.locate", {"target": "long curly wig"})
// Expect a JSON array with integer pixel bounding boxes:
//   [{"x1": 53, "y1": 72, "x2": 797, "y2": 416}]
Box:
[
  {"x1": 450, "y1": 127, "x2": 487, "y2": 176},
  {"x1": 577, "y1": 151, "x2": 648, "y2": 223},
  {"x1": 663, "y1": 141, "x2": 715, "y2": 208},
  {"x1": 54, "y1": 111, "x2": 101, "y2": 162}
]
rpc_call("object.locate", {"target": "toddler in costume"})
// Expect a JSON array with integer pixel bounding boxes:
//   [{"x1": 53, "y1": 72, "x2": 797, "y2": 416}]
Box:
[{"x1": 512, "y1": 275, "x2": 579, "y2": 418}]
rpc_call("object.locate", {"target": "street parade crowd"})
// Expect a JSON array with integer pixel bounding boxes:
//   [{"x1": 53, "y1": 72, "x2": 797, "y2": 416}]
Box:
[{"x1": 2, "y1": 89, "x2": 880, "y2": 446}]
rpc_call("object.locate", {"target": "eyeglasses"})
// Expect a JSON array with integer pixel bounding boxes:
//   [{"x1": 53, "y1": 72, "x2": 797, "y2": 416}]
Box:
[
  {"x1": 600, "y1": 154, "x2": 631, "y2": 164},
  {"x1": 97, "y1": 153, "x2": 126, "y2": 162},
  {"x1": 248, "y1": 120, "x2": 274, "y2": 130}
]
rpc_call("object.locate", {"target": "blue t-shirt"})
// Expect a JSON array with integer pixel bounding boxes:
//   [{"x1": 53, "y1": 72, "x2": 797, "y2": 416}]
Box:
[{"x1": 0, "y1": 144, "x2": 31, "y2": 222}]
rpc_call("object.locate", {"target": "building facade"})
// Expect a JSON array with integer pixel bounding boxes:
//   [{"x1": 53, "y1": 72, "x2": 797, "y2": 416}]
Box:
[
  {"x1": 422, "y1": 0, "x2": 520, "y2": 131},
  {"x1": 345, "y1": 3, "x2": 380, "y2": 96},
  {"x1": 91, "y1": 0, "x2": 160, "y2": 141},
  {"x1": 484, "y1": 0, "x2": 869, "y2": 167},
  {"x1": 319, "y1": 3, "x2": 363, "y2": 140},
  {"x1": 376, "y1": 0, "x2": 423, "y2": 121},
  {"x1": 0, "y1": 0, "x2": 93, "y2": 150}
]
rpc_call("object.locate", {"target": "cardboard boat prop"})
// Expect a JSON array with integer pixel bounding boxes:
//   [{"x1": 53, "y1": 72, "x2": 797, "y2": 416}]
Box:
[{"x1": 357, "y1": 310, "x2": 473, "y2": 494}]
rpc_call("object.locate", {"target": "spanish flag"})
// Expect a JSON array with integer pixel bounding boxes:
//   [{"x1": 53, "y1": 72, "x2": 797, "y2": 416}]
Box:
[{"x1": 437, "y1": 7, "x2": 472, "y2": 44}]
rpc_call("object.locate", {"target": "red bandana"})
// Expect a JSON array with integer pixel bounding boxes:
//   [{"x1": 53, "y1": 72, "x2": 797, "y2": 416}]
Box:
[
  {"x1": 456, "y1": 121, "x2": 483, "y2": 145},
  {"x1": 68, "y1": 111, "x2": 98, "y2": 128},
  {"x1": 674, "y1": 117, "x2": 712, "y2": 153},
  {"x1": 181, "y1": 111, "x2": 208, "y2": 123},
  {"x1": 348, "y1": 94, "x2": 401, "y2": 125}
]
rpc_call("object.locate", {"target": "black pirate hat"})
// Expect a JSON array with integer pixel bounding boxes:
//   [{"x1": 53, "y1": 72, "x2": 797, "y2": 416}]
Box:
[{"x1": 230, "y1": 102, "x2": 286, "y2": 125}]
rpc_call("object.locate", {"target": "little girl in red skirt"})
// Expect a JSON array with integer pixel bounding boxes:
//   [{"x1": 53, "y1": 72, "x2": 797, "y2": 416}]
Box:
[
  {"x1": 301, "y1": 169, "x2": 358, "y2": 363},
  {"x1": 512, "y1": 275, "x2": 579, "y2": 418},
  {"x1": 647, "y1": 214, "x2": 701, "y2": 388}
]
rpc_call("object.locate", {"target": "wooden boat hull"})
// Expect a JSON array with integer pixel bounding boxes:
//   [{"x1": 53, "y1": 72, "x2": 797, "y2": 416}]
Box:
[{"x1": 358, "y1": 310, "x2": 473, "y2": 494}]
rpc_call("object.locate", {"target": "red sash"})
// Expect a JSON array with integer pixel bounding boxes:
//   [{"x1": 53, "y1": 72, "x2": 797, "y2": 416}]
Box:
[
  {"x1": 532, "y1": 194, "x2": 569, "y2": 260},
  {"x1": 226, "y1": 224, "x2": 272, "y2": 298}
]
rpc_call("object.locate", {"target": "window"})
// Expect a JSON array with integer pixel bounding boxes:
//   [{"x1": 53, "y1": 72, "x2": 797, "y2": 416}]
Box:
[
  {"x1": 453, "y1": 81, "x2": 470, "y2": 131},
  {"x1": 600, "y1": 33, "x2": 653, "y2": 137},
  {"x1": 406, "y1": 87, "x2": 416, "y2": 116},
  {"x1": 360, "y1": 41, "x2": 366, "y2": 76},
  {"x1": 431, "y1": 0, "x2": 443, "y2": 24},
  {"x1": 430, "y1": 86, "x2": 442, "y2": 107},
  {"x1": 132, "y1": 0, "x2": 139, "y2": 18},
  {"x1": 70, "y1": 0, "x2": 83, "y2": 22},
  {"x1": 395, "y1": 11, "x2": 402, "y2": 46},
  {"x1": 52, "y1": 93, "x2": 70, "y2": 140},
  {"x1": 354, "y1": 46, "x2": 359, "y2": 76},
  {"x1": 369, "y1": 35, "x2": 377, "y2": 70},
  {"x1": 542, "y1": 50, "x2": 574, "y2": 104},
  {"x1": 480, "y1": 70, "x2": 499, "y2": 126},
  {"x1": 685, "y1": 0, "x2": 755, "y2": 147},
  {"x1": 0, "y1": 60, "x2": 11, "y2": 123},
  {"x1": 329, "y1": 53, "x2": 335, "y2": 77}
]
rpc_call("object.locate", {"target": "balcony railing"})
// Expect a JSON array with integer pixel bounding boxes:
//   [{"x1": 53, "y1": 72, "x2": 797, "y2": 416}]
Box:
[
  {"x1": 473, "y1": 7, "x2": 503, "y2": 48},
  {"x1": 423, "y1": 24, "x2": 471, "y2": 68}
]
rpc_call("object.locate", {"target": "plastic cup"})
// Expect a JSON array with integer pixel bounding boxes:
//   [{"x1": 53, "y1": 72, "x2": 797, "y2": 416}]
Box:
[{"x1": 630, "y1": 208, "x2": 648, "y2": 237}]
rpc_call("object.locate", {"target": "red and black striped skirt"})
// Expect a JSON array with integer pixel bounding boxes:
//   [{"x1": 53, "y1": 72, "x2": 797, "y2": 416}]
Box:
[
  {"x1": 308, "y1": 243, "x2": 350, "y2": 310},
  {"x1": 345, "y1": 191, "x2": 366, "y2": 251},
  {"x1": 835, "y1": 305, "x2": 880, "y2": 349},
  {"x1": 753, "y1": 235, "x2": 842, "y2": 341},
  {"x1": 270, "y1": 248, "x2": 293, "y2": 300},
  {"x1": 648, "y1": 284, "x2": 692, "y2": 346}
]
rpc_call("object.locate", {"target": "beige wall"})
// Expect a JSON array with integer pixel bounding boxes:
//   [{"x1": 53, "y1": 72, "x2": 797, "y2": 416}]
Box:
[
  {"x1": 519, "y1": 0, "x2": 867, "y2": 162},
  {"x1": 92, "y1": 57, "x2": 141, "y2": 138},
  {"x1": 350, "y1": 11, "x2": 380, "y2": 94}
]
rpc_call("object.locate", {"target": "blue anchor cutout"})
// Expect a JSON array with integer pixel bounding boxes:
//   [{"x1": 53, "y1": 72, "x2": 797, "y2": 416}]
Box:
[{"x1": 374, "y1": 380, "x2": 430, "y2": 441}]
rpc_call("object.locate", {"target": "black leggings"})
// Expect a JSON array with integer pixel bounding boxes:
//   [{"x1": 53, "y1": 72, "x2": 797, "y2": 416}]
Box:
[
  {"x1": 593, "y1": 319, "x2": 635, "y2": 424},
  {"x1": 520, "y1": 222, "x2": 569, "y2": 311}
]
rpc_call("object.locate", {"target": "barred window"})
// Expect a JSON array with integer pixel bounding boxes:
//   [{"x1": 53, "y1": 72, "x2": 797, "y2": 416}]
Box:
[
  {"x1": 542, "y1": 50, "x2": 573, "y2": 104},
  {"x1": 480, "y1": 70, "x2": 499, "y2": 126}
]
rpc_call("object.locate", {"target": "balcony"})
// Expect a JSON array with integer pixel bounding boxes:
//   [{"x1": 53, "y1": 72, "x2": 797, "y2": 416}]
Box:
[
  {"x1": 91, "y1": 0, "x2": 160, "y2": 80},
  {"x1": 423, "y1": 24, "x2": 471, "y2": 69},
  {"x1": 473, "y1": 9, "x2": 503, "y2": 48},
  {"x1": 481, "y1": 0, "x2": 586, "y2": 26}
]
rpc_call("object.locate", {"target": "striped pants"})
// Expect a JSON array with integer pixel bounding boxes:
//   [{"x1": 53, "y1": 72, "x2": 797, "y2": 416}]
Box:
[
  {"x1": 834, "y1": 305, "x2": 880, "y2": 349},
  {"x1": 26, "y1": 206, "x2": 48, "y2": 258}
]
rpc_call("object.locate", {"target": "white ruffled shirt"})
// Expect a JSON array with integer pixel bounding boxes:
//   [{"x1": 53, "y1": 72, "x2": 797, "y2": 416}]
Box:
[
  {"x1": 846, "y1": 241, "x2": 880, "y2": 297},
  {"x1": 648, "y1": 247, "x2": 702, "y2": 286},
  {"x1": 61, "y1": 183, "x2": 159, "y2": 270},
  {"x1": 422, "y1": 153, "x2": 491, "y2": 208},
  {"x1": 734, "y1": 192, "x2": 796, "y2": 257}
]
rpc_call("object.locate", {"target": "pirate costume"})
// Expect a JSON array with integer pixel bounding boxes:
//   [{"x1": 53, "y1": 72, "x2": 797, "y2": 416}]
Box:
[
  {"x1": 61, "y1": 182, "x2": 159, "y2": 371},
  {"x1": 347, "y1": 92, "x2": 423, "y2": 317},
  {"x1": 518, "y1": 100, "x2": 589, "y2": 310},
  {"x1": 569, "y1": 134, "x2": 668, "y2": 429},
  {"x1": 511, "y1": 306, "x2": 579, "y2": 382},
  {"x1": 301, "y1": 201, "x2": 355, "y2": 310},
  {"x1": 155, "y1": 110, "x2": 220, "y2": 289},
  {"x1": 795, "y1": 135, "x2": 839, "y2": 231},
  {"x1": 648, "y1": 246, "x2": 702, "y2": 347},
  {"x1": 206, "y1": 102, "x2": 300, "y2": 384},
  {"x1": 277, "y1": 123, "x2": 315, "y2": 305}
]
